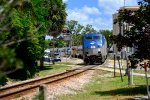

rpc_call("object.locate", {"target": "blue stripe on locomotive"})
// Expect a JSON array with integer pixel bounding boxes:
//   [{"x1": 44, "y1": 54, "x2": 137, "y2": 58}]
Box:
[{"x1": 83, "y1": 33, "x2": 105, "y2": 49}]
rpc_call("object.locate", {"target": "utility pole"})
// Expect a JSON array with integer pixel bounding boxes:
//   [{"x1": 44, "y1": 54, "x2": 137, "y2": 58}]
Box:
[
  {"x1": 124, "y1": 0, "x2": 126, "y2": 7},
  {"x1": 62, "y1": 26, "x2": 72, "y2": 63},
  {"x1": 52, "y1": 37, "x2": 55, "y2": 64}
]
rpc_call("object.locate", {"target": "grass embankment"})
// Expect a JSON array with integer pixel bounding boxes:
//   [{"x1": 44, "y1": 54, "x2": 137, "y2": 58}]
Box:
[
  {"x1": 6, "y1": 62, "x2": 75, "y2": 85},
  {"x1": 58, "y1": 70, "x2": 149, "y2": 100},
  {"x1": 101, "y1": 65, "x2": 150, "y2": 75},
  {"x1": 37, "y1": 62, "x2": 75, "y2": 76}
]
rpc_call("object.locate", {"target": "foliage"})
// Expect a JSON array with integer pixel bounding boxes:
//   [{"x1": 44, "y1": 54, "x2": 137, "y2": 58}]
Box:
[
  {"x1": 81, "y1": 24, "x2": 97, "y2": 34},
  {"x1": 66, "y1": 20, "x2": 84, "y2": 46},
  {"x1": 112, "y1": 0, "x2": 150, "y2": 66},
  {"x1": 0, "y1": 0, "x2": 67, "y2": 84},
  {"x1": 65, "y1": 20, "x2": 113, "y2": 47},
  {"x1": 99, "y1": 30, "x2": 113, "y2": 47},
  {"x1": 45, "y1": 36, "x2": 66, "y2": 48},
  {"x1": 0, "y1": 72, "x2": 7, "y2": 86},
  {"x1": 72, "y1": 34, "x2": 83, "y2": 46},
  {"x1": 48, "y1": 0, "x2": 67, "y2": 37}
]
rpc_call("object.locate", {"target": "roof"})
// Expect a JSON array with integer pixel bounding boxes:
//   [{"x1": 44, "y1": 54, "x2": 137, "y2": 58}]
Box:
[
  {"x1": 84, "y1": 33, "x2": 103, "y2": 36},
  {"x1": 119, "y1": 6, "x2": 140, "y2": 11}
]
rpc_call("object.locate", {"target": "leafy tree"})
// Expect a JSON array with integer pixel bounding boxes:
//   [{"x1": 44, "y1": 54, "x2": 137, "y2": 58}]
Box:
[
  {"x1": 99, "y1": 30, "x2": 113, "y2": 48},
  {"x1": 113, "y1": 0, "x2": 150, "y2": 65},
  {"x1": 66, "y1": 20, "x2": 78, "y2": 33},
  {"x1": 113, "y1": 1, "x2": 150, "y2": 95},
  {"x1": 66, "y1": 20, "x2": 84, "y2": 46},
  {"x1": 0, "y1": 0, "x2": 67, "y2": 83},
  {"x1": 0, "y1": 0, "x2": 26, "y2": 82},
  {"x1": 45, "y1": 36, "x2": 65, "y2": 48},
  {"x1": 72, "y1": 24, "x2": 84, "y2": 46},
  {"x1": 48, "y1": 0, "x2": 67, "y2": 37},
  {"x1": 32, "y1": 0, "x2": 66, "y2": 68},
  {"x1": 54, "y1": 36, "x2": 66, "y2": 48},
  {"x1": 81, "y1": 24, "x2": 97, "y2": 34}
]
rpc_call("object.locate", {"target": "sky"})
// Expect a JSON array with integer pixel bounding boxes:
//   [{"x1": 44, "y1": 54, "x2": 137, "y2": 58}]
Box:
[
  {"x1": 63, "y1": 0, "x2": 139, "y2": 30},
  {"x1": 46, "y1": 0, "x2": 139, "y2": 39}
]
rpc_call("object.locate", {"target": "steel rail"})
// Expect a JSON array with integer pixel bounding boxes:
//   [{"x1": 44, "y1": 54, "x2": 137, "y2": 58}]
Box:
[{"x1": 0, "y1": 65, "x2": 97, "y2": 100}]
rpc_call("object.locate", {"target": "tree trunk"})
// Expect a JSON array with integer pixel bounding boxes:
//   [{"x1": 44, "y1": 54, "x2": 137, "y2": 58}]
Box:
[{"x1": 40, "y1": 57, "x2": 44, "y2": 69}]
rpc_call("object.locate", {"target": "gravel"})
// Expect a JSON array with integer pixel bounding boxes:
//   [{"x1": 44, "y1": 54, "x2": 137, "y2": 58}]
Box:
[{"x1": 46, "y1": 70, "x2": 95, "y2": 100}]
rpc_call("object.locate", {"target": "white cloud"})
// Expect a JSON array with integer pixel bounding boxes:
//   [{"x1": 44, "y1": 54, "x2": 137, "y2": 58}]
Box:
[
  {"x1": 66, "y1": 0, "x2": 138, "y2": 30},
  {"x1": 67, "y1": 6, "x2": 103, "y2": 30},
  {"x1": 63, "y1": 0, "x2": 68, "y2": 3},
  {"x1": 98, "y1": 0, "x2": 138, "y2": 15},
  {"x1": 67, "y1": 9, "x2": 89, "y2": 22},
  {"x1": 82, "y1": 5, "x2": 101, "y2": 15},
  {"x1": 67, "y1": 6, "x2": 112, "y2": 30}
]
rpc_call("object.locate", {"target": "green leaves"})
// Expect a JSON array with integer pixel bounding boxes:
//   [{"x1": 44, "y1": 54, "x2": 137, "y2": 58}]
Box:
[
  {"x1": 48, "y1": 0, "x2": 67, "y2": 37},
  {"x1": 99, "y1": 30, "x2": 112, "y2": 47},
  {"x1": 113, "y1": 0, "x2": 150, "y2": 63},
  {"x1": 0, "y1": 0, "x2": 67, "y2": 82}
]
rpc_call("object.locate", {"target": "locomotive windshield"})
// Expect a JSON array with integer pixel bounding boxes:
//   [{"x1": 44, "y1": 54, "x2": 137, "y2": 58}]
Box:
[
  {"x1": 85, "y1": 36, "x2": 101, "y2": 40},
  {"x1": 93, "y1": 36, "x2": 100, "y2": 39},
  {"x1": 85, "y1": 36, "x2": 92, "y2": 40}
]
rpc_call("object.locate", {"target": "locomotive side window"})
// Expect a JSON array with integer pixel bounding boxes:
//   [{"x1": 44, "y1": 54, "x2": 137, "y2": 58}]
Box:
[
  {"x1": 85, "y1": 36, "x2": 92, "y2": 40},
  {"x1": 93, "y1": 36, "x2": 100, "y2": 39}
]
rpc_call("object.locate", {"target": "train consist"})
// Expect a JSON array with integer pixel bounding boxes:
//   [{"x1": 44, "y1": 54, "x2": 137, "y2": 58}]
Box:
[
  {"x1": 44, "y1": 32, "x2": 107, "y2": 64},
  {"x1": 82, "y1": 32, "x2": 107, "y2": 64},
  {"x1": 71, "y1": 32, "x2": 107, "y2": 64}
]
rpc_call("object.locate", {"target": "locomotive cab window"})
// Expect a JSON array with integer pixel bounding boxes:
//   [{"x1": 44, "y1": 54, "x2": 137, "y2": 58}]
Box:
[
  {"x1": 93, "y1": 36, "x2": 100, "y2": 39},
  {"x1": 85, "y1": 36, "x2": 92, "y2": 40}
]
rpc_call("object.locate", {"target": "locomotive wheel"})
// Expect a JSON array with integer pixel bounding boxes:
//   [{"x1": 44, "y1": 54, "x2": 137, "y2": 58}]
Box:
[
  {"x1": 84, "y1": 58, "x2": 90, "y2": 65},
  {"x1": 101, "y1": 56, "x2": 105, "y2": 64},
  {"x1": 90, "y1": 61, "x2": 94, "y2": 65},
  {"x1": 96, "y1": 57, "x2": 101, "y2": 63}
]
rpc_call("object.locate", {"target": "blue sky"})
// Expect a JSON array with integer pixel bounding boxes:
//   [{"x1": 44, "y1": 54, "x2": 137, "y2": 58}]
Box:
[
  {"x1": 63, "y1": 0, "x2": 139, "y2": 30},
  {"x1": 46, "y1": 0, "x2": 139, "y2": 39}
]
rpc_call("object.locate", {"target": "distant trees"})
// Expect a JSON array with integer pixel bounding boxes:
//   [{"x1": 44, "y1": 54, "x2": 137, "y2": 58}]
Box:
[
  {"x1": 66, "y1": 20, "x2": 83, "y2": 46},
  {"x1": 64, "y1": 20, "x2": 112, "y2": 47},
  {"x1": 99, "y1": 30, "x2": 112, "y2": 47},
  {"x1": 81, "y1": 24, "x2": 97, "y2": 34},
  {"x1": 45, "y1": 36, "x2": 66, "y2": 49},
  {"x1": 0, "y1": 0, "x2": 67, "y2": 84},
  {"x1": 112, "y1": 0, "x2": 150, "y2": 62}
]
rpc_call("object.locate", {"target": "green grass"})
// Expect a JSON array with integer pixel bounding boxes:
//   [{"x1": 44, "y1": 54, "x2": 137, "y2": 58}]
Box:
[
  {"x1": 58, "y1": 70, "x2": 149, "y2": 100},
  {"x1": 5, "y1": 62, "x2": 75, "y2": 85},
  {"x1": 101, "y1": 65, "x2": 150, "y2": 75},
  {"x1": 37, "y1": 63, "x2": 73, "y2": 76}
]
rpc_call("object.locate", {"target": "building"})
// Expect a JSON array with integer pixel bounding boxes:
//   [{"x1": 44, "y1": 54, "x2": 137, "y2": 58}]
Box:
[{"x1": 112, "y1": 6, "x2": 139, "y2": 59}]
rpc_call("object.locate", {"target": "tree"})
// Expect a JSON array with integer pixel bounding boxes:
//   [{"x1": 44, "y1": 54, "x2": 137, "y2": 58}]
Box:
[
  {"x1": 81, "y1": 24, "x2": 97, "y2": 34},
  {"x1": 113, "y1": 1, "x2": 150, "y2": 97},
  {"x1": 113, "y1": 0, "x2": 150, "y2": 62},
  {"x1": 48, "y1": 0, "x2": 67, "y2": 37},
  {"x1": 32, "y1": 0, "x2": 67, "y2": 68},
  {"x1": 45, "y1": 36, "x2": 65, "y2": 48},
  {"x1": 99, "y1": 30, "x2": 113, "y2": 48},
  {"x1": 72, "y1": 24, "x2": 84, "y2": 46},
  {"x1": 0, "y1": 0, "x2": 67, "y2": 84},
  {"x1": 66, "y1": 20, "x2": 84, "y2": 46}
]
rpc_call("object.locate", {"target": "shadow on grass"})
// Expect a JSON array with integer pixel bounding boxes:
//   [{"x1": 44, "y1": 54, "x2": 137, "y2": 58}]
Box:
[
  {"x1": 77, "y1": 63, "x2": 85, "y2": 65},
  {"x1": 38, "y1": 66, "x2": 53, "y2": 71},
  {"x1": 94, "y1": 85, "x2": 147, "y2": 96},
  {"x1": 76, "y1": 63, "x2": 103, "y2": 66}
]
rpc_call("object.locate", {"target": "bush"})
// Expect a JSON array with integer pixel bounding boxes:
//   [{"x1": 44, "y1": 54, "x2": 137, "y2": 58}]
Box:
[{"x1": 0, "y1": 72, "x2": 8, "y2": 86}]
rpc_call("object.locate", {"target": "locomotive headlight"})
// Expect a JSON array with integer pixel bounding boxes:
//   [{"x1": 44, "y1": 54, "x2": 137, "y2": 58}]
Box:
[
  {"x1": 98, "y1": 44, "x2": 102, "y2": 46},
  {"x1": 91, "y1": 46, "x2": 95, "y2": 48}
]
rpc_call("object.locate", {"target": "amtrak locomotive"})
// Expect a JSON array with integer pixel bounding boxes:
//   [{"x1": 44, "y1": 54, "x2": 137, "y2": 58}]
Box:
[{"x1": 83, "y1": 32, "x2": 107, "y2": 64}]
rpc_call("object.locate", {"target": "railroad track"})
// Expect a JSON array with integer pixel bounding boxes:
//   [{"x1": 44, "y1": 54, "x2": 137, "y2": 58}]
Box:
[{"x1": 0, "y1": 65, "x2": 98, "y2": 100}]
